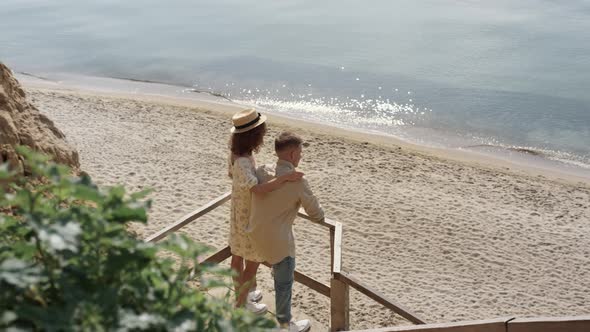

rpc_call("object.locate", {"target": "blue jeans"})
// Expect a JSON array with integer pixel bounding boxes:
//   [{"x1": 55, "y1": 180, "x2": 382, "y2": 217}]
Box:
[{"x1": 273, "y1": 256, "x2": 295, "y2": 324}]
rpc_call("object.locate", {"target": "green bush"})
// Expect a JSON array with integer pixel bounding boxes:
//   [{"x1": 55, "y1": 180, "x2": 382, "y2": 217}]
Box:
[{"x1": 0, "y1": 147, "x2": 275, "y2": 331}]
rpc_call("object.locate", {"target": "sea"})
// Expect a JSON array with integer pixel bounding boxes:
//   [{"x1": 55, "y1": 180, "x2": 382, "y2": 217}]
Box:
[{"x1": 1, "y1": 0, "x2": 589, "y2": 177}]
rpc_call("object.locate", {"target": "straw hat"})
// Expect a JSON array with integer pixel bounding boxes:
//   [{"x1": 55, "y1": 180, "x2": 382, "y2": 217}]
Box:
[{"x1": 230, "y1": 109, "x2": 267, "y2": 133}]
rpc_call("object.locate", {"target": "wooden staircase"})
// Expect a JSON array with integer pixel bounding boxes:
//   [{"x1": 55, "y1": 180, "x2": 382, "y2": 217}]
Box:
[{"x1": 146, "y1": 191, "x2": 590, "y2": 332}]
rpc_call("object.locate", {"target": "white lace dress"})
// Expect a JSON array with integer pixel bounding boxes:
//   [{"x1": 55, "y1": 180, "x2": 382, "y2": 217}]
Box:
[{"x1": 228, "y1": 156, "x2": 264, "y2": 262}]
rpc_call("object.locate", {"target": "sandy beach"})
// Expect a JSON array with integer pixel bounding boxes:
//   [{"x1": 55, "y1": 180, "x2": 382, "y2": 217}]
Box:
[{"x1": 24, "y1": 83, "x2": 590, "y2": 330}]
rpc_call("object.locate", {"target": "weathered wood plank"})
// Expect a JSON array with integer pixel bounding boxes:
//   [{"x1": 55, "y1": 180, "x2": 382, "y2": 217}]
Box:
[
  {"x1": 331, "y1": 277, "x2": 350, "y2": 332},
  {"x1": 261, "y1": 262, "x2": 331, "y2": 298},
  {"x1": 332, "y1": 221, "x2": 343, "y2": 274},
  {"x1": 201, "y1": 246, "x2": 232, "y2": 264},
  {"x1": 297, "y1": 208, "x2": 334, "y2": 229},
  {"x1": 330, "y1": 226, "x2": 335, "y2": 272},
  {"x1": 325, "y1": 218, "x2": 339, "y2": 228},
  {"x1": 507, "y1": 316, "x2": 590, "y2": 332},
  {"x1": 345, "y1": 317, "x2": 510, "y2": 332},
  {"x1": 145, "y1": 191, "x2": 231, "y2": 242},
  {"x1": 336, "y1": 271, "x2": 427, "y2": 325},
  {"x1": 294, "y1": 270, "x2": 331, "y2": 298}
]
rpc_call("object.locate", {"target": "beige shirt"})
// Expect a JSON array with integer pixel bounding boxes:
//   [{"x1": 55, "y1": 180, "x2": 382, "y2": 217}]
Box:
[{"x1": 247, "y1": 160, "x2": 324, "y2": 265}]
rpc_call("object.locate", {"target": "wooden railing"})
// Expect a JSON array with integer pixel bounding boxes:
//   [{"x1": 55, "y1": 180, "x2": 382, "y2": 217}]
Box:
[
  {"x1": 146, "y1": 192, "x2": 590, "y2": 332},
  {"x1": 144, "y1": 192, "x2": 232, "y2": 243},
  {"x1": 346, "y1": 315, "x2": 590, "y2": 332},
  {"x1": 145, "y1": 191, "x2": 427, "y2": 331}
]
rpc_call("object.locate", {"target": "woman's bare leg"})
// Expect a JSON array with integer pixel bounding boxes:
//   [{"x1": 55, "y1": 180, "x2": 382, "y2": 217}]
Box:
[
  {"x1": 230, "y1": 254, "x2": 244, "y2": 302},
  {"x1": 236, "y1": 260, "x2": 260, "y2": 307}
]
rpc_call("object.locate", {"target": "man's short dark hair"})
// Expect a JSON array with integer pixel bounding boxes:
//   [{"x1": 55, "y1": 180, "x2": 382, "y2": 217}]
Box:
[{"x1": 275, "y1": 132, "x2": 303, "y2": 152}]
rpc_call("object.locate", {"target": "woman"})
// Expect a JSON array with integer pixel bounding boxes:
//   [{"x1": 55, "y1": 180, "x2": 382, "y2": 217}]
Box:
[{"x1": 228, "y1": 109, "x2": 303, "y2": 313}]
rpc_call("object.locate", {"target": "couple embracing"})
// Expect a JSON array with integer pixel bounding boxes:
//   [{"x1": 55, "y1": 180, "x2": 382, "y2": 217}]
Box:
[{"x1": 228, "y1": 109, "x2": 324, "y2": 332}]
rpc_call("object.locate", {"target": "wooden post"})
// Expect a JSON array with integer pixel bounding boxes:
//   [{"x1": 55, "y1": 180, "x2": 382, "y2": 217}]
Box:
[
  {"x1": 330, "y1": 276, "x2": 350, "y2": 331},
  {"x1": 330, "y1": 227, "x2": 335, "y2": 272}
]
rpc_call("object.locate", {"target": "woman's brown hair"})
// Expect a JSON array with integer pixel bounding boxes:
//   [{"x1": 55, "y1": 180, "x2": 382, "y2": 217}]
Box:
[{"x1": 229, "y1": 122, "x2": 267, "y2": 157}]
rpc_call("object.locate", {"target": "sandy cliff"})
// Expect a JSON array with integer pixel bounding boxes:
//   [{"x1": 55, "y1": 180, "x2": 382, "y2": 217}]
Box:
[{"x1": 0, "y1": 63, "x2": 79, "y2": 173}]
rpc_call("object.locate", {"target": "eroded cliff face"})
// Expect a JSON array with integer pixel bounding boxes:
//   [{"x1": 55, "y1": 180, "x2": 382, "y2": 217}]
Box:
[{"x1": 0, "y1": 63, "x2": 79, "y2": 174}]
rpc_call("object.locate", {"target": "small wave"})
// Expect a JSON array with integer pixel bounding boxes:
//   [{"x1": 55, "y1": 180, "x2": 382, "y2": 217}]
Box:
[
  {"x1": 17, "y1": 71, "x2": 54, "y2": 81},
  {"x1": 463, "y1": 144, "x2": 590, "y2": 170},
  {"x1": 464, "y1": 144, "x2": 544, "y2": 156},
  {"x1": 508, "y1": 147, "x2": 544, "y2": 156},
  {"x1": 182, "y1": 88, "x2": 233, "y2": 102},
  {"x1": 109, "y1": 76, "x2": 171, "y2": 85},
  {"x1": 106, "y1": 76, "x2": 234, "y2": 102}
]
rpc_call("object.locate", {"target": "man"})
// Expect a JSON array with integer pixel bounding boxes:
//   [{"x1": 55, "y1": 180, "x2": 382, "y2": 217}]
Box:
[{"x1": 248, "y1": 132, "x2": 324, "y2": 332}]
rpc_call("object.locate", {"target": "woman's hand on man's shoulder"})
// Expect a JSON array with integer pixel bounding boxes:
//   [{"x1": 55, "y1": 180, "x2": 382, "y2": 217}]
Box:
[{"x1": 283, "y1": 171, "x2": 304, "y2": 182}]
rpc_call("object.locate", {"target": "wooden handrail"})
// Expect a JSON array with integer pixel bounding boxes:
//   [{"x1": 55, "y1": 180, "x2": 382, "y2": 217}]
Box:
[
  {"x1": 145, "y1": 190, "x2": 425, "y2": 331},
  {"x1": 345, "y1": 316, "x2": 590, "y2": 332},
  {"x1": 202, "y1": 246, "x2": 232, "y2": 264},
  {"x1": 145, "y1": 191, "x2": 231, "y2": 243},
  {"x1": 336, "y1": 271, "x2": 427, "y2": 325},
  {"x1": 508, "y1": 315, "x2": 590, "y2": 332},
  {"x1": 346, "y1": 317, "x2": 511, "y2": 332},
  {"x1": 297, "y1": 208, "x2": 335, "y2": 229}
]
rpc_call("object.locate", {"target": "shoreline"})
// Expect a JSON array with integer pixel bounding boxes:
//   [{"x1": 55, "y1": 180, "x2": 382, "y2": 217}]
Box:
[{"x1": 19, "y1": 74, "x2": 590, "y2": 187}]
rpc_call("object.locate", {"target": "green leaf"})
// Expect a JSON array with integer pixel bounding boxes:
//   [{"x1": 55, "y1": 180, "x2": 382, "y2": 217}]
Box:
[
  {"x1": 109, "y1": 204, "x2": 148, "y2": 223},
  {"x1": 5, "y1": 327, "x2": 31, "y2": 332},
  {"x1": 71, "y1": 185, "x2": 102, "y2": 203},
  {"x1": 37, "y1": 221, "x2": 81, "y2": 253},
  {"x1": 107, "y1": 186, "x2": 126, "y2": 201},
  {"x1": 0, "y1": 163, "x2": 15, "y2": 181},
  {"x1": 117, "y1": 310, "x2": 166, "y2": 331},
  {"x1": 129, "y1": 188, "x2": 152, "y2": 200},
  {"x1": 163, "y1": 234, "x2": 211, "y2": 259},
  {"x1": 199, "y1": 277, "x2": 230, "y2": 290},
  {"x1": 9, "y1": 242, "x2": 37, "y2": 260},
  {"x1": 15, "y1": 146, "x2": 50, "y2": 164},
  {"x1": 0, "y1": 258, "x2": 45, "y2": 287},
  {"x1": 1, "y1": 311, "x2": 17, "y2": 324}
]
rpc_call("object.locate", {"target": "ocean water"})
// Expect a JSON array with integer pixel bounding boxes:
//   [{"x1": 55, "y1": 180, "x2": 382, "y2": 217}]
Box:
[{"x1": 1, "y1": 0, "x2": 589, "y2": 175}]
